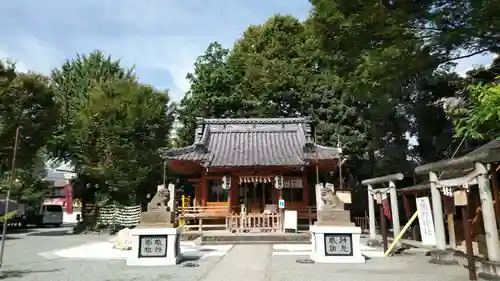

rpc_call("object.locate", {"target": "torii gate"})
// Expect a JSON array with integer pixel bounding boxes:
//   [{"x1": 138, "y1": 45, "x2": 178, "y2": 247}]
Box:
[
  {"x1": 415, "y1": 150, "x2": 500, "y2": 280},
  {"x1": 361, "y1": 173, "x2": 404, "y2": 250}
]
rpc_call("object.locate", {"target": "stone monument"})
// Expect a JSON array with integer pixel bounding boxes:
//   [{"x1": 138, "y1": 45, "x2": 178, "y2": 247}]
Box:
[
  {"x1": 127, "y1": 185, "x2": 182, "y2": 266},
  {"x1": 310, "y1": 183, "x2": 365, "y2": 263}
]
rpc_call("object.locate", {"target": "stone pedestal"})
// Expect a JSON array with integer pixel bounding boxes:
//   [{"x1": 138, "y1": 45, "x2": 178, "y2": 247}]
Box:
[
  {"x1": 126, "y1": 227, "x2": 182, "y2": 266},
  {"x1": 310, "y1": 225, "x2": 365, "y2": 263},
  {"x1": 428, "y1": 249, "x2": 457, "y2": 265}
]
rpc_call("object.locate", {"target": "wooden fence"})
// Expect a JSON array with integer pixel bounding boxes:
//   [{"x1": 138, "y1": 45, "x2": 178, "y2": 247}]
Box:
[
  {"x1": 179, "y1": 206, "x2": 229, "y2": 231},
  {"x1": 178, "y1": 205, "x2": 373, "y2": 233},
  {"x1": 227, "y1": 213, "x2": 281, "y2": 233}
]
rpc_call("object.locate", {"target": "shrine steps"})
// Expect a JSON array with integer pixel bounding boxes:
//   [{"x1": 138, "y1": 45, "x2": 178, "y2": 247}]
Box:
[{"x1": 189, "y1": 231, "x2": 312, "y2": 245}]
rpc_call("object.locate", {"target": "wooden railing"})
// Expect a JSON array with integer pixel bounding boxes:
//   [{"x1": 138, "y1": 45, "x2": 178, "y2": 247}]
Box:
[
  {"x1": 227, "y1": 213, "x2": 281, "y2": 233},
  {"x1": 179, "y1": 206, "x2": 229, "y2": 231},
  {"x1": 179, "y1": 205, "x2": 373, "y2": 232}
]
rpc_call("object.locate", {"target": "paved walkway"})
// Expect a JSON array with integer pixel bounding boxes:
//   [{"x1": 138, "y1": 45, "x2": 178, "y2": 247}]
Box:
[
  {"x1": 0, "y1": 229, "x2": 473, "y2": 281},
  {"x1": 201, "y1": 244, "x2": 271, "y2": 281}
]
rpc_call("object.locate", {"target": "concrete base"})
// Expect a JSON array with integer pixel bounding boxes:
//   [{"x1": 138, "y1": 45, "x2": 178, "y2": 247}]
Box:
[
  {"x1": 126, "y1": 227, "x2": 182, "y2": 266},
  {"x1": 310, "y1": 225, "x2": 365, "y2": 263},
  {"x1": 428, "y1": 249, "x2": 457, "y2": 265},
  {"x1": 478, "y1": 260, "x2": 500, "y2": 280}
]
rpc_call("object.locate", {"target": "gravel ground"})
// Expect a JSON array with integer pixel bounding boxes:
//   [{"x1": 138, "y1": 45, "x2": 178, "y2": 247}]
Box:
[
  {"x1": 269, "y1": 254, "x2": 471, "y2": 281},
  {"x1": 0, "y1": 228, "x2": 219, "y2": 281},
  {"x1": 0, "y1": 228, "x2": 473, "y2": 281}
]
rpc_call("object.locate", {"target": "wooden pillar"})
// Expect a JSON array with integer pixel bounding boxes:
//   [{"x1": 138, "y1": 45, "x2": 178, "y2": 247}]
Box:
[
  {"x1": 194, "y1": 183, "x2": 202, "y2": 206},
  {"x1": 444, "y1": 196, "x2": 456, "y2": 248},
  {"x1": 302, "y1": 172, "x2": 309, "y2": 205},
  {"x1": 490, "y1": 164, "x2": 500, "y2": 227},
  {"x1": 201, "y1": 172, "x2": 207, "y2": 206}
]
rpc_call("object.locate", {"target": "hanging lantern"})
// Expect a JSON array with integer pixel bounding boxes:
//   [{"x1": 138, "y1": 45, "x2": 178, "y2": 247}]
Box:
[
  {"x1": 222, "y1": 175, "x2": 231, "y2": 190},
  {"x1": 274, "y1": 175, "x2": 283, "y2": 189}
]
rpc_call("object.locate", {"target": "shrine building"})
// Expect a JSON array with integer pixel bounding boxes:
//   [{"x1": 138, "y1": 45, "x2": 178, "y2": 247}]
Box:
[{"x1": 163, "y1": 117, "x2": 343, "y2": 230}]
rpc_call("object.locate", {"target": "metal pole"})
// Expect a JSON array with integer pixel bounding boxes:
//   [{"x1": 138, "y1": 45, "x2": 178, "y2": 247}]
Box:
[
  {"x1": 462, "y1": 205, "x2": 477, "y2": 280},
  {"x1": 314, "y1": 128, "x2": 319, "y2": 185},
  {"x1": 0, "y1": 126, "x2": 20, "y2": 267},
  {"x1": 339, "y1": 157, "x2": 343, "y2": 189},
  {"x1": 163, "y1": 160, "x2": 166, "y2": 188}
]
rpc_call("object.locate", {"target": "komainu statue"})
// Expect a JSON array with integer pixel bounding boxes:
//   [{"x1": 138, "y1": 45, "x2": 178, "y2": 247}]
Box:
[
  {"x1": 320, "y1": 187, "x2": 344, "y2": 210},
  {"x1": 147, "y1": 188, "x2": 171, "y2": 212}
]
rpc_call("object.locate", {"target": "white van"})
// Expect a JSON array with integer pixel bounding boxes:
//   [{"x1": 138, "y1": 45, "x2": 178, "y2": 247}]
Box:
[{"x1": 42, "y1": 204, "x2": 63, "y2": 227}]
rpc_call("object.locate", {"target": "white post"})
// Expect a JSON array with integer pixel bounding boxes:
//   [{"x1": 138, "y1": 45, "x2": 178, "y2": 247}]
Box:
[
  {"x1": 389, "y1": 181, "x2": 401, "y2": 243},
  {"x1": 429, "y1": 171, "x2": 446, "y2": 250},
  {"x1": 476, "y1": 162, "x2": 500, "y2": 261},
  {"x1": 368, "y1": 184, "x2": 377, "y2": 241}
]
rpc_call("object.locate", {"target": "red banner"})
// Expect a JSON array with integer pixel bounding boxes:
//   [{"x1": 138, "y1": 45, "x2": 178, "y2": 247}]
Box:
[
  {"x1": 64, "y1": 184, "x2": 73, "y2": 214},
  {"x1": 403, "y1": 195, "x2": 412, "y2": 218},
  {"x1": 382, "y1": 198, "x2": 392, "y2": 221}
]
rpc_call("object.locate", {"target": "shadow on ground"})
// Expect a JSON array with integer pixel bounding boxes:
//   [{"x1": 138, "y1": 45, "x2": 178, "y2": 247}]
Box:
[
  {"x1": 0, "y1": 269, "x2": 61, "y2": 279},
  {"x1": 4, "y1": 228, "x2": 40, "y2": 235},
  {"x1": 0, "y1": 236, "x2": 21, "y2": 241}
]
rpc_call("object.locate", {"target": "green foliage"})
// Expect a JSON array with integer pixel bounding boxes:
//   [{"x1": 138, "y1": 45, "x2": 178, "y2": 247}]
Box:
[
  {"x1": 49, "y1": 50, "x2": 175, "y2": 204},
  {"x1": 453, "y1": 81, "x2": 500, "y2": 140},
  {"x1": 0, "y1": 61, "x2": 57, "y2": 202},
  {"x1": 0, "y1": 211, "x2": 17, "y2": 222},
  {"x1": 0, "y1": 61, "x2": 58, "y2": 173}
]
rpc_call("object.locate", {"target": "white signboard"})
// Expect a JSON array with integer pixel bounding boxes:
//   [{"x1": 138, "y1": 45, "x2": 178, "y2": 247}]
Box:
[
  {"x1": 284, "y1": 210, "x2": 297, "y2": 233},
  {"x1": 290, "y1": 179, "x2": 303, "y2": 188},
  {"x1": 416, "y1": 197, "x2": 436, "y2": 246}
]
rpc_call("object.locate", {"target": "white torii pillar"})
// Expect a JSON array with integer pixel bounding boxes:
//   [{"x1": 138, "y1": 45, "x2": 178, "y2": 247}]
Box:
[{"x1": 362, "y1": 173, "x2": 404, "y2": 247}]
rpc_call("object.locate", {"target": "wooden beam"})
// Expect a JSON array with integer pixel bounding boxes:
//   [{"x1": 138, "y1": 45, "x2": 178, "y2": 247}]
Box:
[
  {"x1": 201, "y1": 173, "x2": 207, "y2": 206},
  {"x1": 302, "y1": 172, "x2": 309, "y2": 205}
]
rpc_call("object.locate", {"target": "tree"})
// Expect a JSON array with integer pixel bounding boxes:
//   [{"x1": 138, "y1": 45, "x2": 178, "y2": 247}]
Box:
[
  {"x1": 176, "y1": 42, "x2": 234, "y2": 147},
  {"x1": 408, "y1": 72, "x2": 464, "y2": 163},
  {"x1": 0, "y1": 61, "x2": 58, "y2": 201},
  {"x1": 50, "y1": 51, "x2": 134, "y2": 161},
  {"x1": 178, "y1": 15, "x2": 385, "y2": 177},
  {"x1": 49, "y1": 51, "x2": 175, "y2": 205},
  {"x1": 453, "y1": 81, "x2": 500, "y2": 140}
]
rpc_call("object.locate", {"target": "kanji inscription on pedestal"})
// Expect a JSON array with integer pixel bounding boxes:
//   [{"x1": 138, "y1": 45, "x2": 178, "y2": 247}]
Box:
[
  {"x1": 324, "y1": 234, "x2": 353, "y2": 256},
  {"x1": 138, "y1": 235, "x2": 168, "y2": 258}
]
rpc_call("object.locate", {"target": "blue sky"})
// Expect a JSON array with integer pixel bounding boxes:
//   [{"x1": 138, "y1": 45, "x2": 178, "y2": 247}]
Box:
[{"x1": 0, "y1": 0, "x2": 494, "y2": 102}]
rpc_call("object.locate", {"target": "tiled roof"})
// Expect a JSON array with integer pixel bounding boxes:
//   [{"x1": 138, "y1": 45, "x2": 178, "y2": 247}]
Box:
[
  {"x1": 465, "y1": 138, "x2": 500, "y2": 156},
  {"x1": 163, "y1": 117, "x2": 342, "y2": 167}
]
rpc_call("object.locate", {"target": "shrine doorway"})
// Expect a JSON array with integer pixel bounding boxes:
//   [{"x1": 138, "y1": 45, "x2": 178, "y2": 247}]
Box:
[{"x1": 238, "y1": 182, "x2": 274, "y2": 214}]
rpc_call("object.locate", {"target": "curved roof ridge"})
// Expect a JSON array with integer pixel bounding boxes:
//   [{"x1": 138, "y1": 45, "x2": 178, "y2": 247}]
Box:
[{"x1": 201, "y1": 117, "x2": 309, "y2": 125}]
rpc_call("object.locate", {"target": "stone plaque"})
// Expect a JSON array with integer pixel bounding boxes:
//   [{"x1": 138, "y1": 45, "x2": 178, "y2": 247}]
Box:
[
  {"x1": 138, "y1": 235, "x2": 168, "y2": 258},
  {"x1": 324, "y1": 234, "x2": 353, "y2": 256}
]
